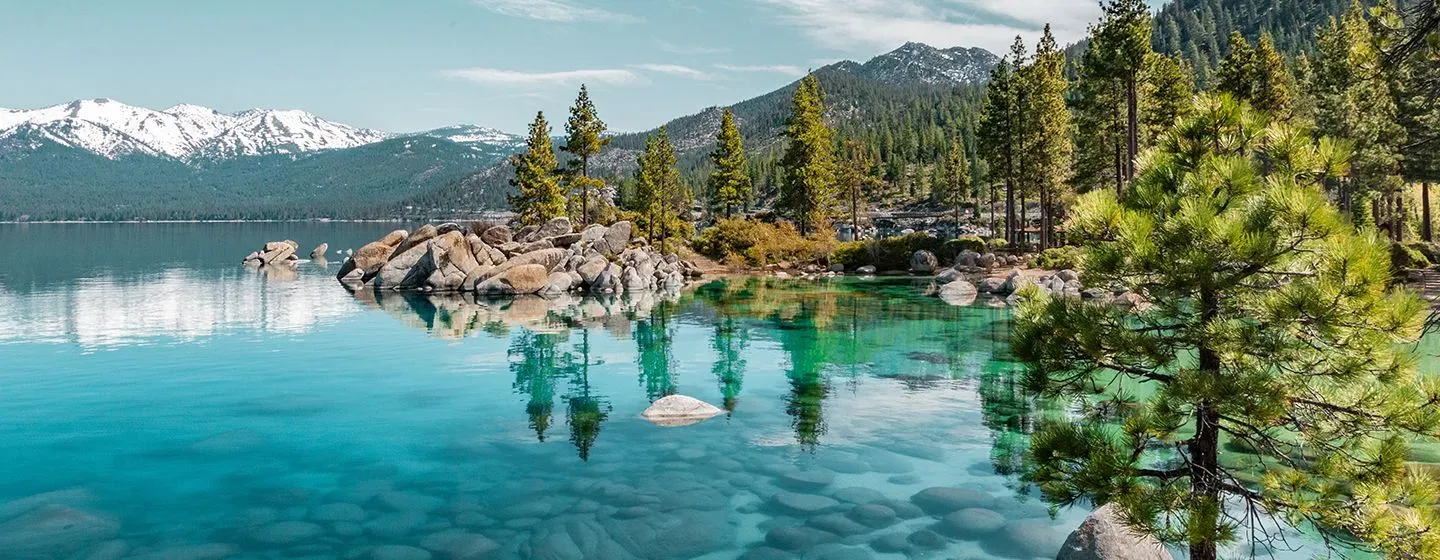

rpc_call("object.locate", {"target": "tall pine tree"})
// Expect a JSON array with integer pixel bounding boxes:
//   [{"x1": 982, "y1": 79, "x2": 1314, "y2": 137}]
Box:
[
  {"x1": 562, "y1": 85, "x2": 610, "y2": 226},
  {"x1": 778, "y1": 74, "x2": 836, "y2": 236},
  {"x1": 509, "y1": 111, "x2": 565, "y2": 226},
  {"x1": 1022, "y1": 26, "x2": 1073, "y2": 249},
  {"x1": 707, "y1": 108, "x2": 752, "y2": 219},
  {"x1": 936, "y1": 139, "x2": 972, "y2": 232}
]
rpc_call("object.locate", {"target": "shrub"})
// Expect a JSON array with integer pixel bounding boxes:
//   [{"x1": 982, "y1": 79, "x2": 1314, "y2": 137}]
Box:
[
  {"x1": 987, "y1": 238, "x2": 1009, "y2": 252},
  {"x1": 1405, "y1": 241, "x2": 1440, "y2": 264},
  {"x1": 1391, "y1": 242, "x2": 1431, "y2": 271},
  {"x1": 693, "y1": 218, "x2": 833, "y2": 266},
  {"x1": 1034, "y1": 246, "x2": 1082, "y2": 270},
  {"x1": 944, "y1": 235, "x2": 988, "y2": 255},
  {"x1": 833, "y1": 233, "x2": 949, "y2": 271}
]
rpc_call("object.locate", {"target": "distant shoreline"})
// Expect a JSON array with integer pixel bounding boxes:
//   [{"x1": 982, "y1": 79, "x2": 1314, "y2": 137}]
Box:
[{"x1": 0, "y1": 216, "x2": 513, "y2": 225}]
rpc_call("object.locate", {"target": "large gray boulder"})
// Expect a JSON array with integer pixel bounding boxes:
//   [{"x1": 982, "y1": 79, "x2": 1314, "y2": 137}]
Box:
[
  {"x1": 910, "y1": 250, "x2": 938, "y2": 274},
  {"x1": 473, "y1": 248, "x2": 568, "y2": 284},
  {"x1": 935, "y1": 268, "x2": 963, "y2": 285},
  {"x1": 938, "y1": 281, "x2": 978, "y2": 306},
  {"x1": 390, "y1": 224, "x2": 439, "y2": 260},
  {"x1": 374, "y1": 243, "x2": 433, "y2": 290},
  {"x1": 599, "y1": 221, "x2": 633, "y2": 255},
  {"x1": 336, "y1": 230, "x2": 407, "y2": 283},
  {"x1": 641, "y1": 395, "x2": 723, "y2": 427},
  {"x1": 479, "y1": 225, "x2": 512, "y2": 247},
  {"x1": 1056, "y1": 504, "x2": 1173, "y2": 560},
  {"x1": 423, "y1": 232, "x2": 489, "y2": 292},
  {"x1": 537, "y1": 216, "x2": 572, "y2": 239},
  {"x1": 514, "y1": 225, "x2": 541, "y2": 244},
  {"x1": 577, "y1": 256, "x2": 609, "y2": 285},
  {"x1": 475, "y1": 264, "x2": 550, "y2": 296}
]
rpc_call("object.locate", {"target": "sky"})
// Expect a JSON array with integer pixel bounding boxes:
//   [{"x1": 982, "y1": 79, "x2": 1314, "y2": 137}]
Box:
[{"x1": 0, "y1": 0, "x2": 1117, "y2": 134}]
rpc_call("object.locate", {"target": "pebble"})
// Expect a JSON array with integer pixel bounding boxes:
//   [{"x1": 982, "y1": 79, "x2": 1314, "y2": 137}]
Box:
[
  {"x1": 776, "y1": 470, "x2": 835, "y2": 492},
  {"x1": 248, "y1": 521, "x2": 323, "y2": 546},
  {"x1": 846, "y1": 504, "x2": 897, "y2": 529},
  {"x1": 419, "y1": 530, "x2": 498, "y2": 559},
  {"x1": 766, "y1": 525, "x2": 839, "y2": 550},
  {"x1": 910, "y1": 487, "x2": 995, "y2": 515},
  {"x1": 906, "y1": 528, "x2": 948, "y2": 550},
  {"x1": 832, "y1": 487, "x2": 885, "y2": 505},
  {"x1": 938, "y1": 507, "x2": 1006, "y2": 538},
  {"x1": 369, "y1": 544, "x2": 433, "y2": 560},
  {"x1": 772, "y1": 492, "x2": 840, "y2": 514},
  {"x1": 311, "y1": 503, "x2": 368, "y2": 523}
]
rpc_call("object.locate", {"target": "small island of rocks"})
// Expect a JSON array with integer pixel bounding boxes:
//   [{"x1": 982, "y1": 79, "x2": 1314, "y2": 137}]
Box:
[{"x1": 333, "y1": 218, "x2": 704, "y2": 297}]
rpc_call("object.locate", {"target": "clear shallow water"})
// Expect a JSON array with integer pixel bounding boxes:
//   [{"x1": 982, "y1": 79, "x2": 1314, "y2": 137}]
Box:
[{"x1": 0, "y1": 224, "x2": 1378, "y2": 559}]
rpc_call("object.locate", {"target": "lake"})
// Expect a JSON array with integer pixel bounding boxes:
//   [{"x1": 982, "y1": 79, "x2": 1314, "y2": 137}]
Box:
[{"x1": 0, "y1": 223, "x2": 1369, "y2": 559}]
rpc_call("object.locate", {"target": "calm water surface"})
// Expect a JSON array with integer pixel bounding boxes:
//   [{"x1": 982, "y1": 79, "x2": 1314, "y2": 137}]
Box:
[{"x1": 0, "y1": 224, "x2": 1380, "y2": 559}]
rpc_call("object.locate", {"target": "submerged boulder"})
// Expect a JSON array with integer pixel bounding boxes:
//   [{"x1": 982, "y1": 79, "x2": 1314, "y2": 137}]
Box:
[
  {"x1": 1056, "y1": 504, "x2": 1173, "y2": 560},
  {"x1": 938, "y1": 281, "x2": 978, "y2": 306},
  {"x1": 641, "y1": 395, "x2": 723, "y2": 427},
  {"x1": 310, "y1": 243, "x2": 328, "y2": 260}
]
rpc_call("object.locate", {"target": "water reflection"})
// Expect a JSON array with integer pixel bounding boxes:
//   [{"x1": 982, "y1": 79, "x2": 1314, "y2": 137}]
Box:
[{"x1": 362, "y1": 278, "x2": 1044, "y2": 459}]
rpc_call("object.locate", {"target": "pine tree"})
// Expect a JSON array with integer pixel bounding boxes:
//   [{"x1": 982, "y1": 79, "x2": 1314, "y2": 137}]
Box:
[
  {"x1": 1015, "y1": 95, "x2": 1440, "y2": 560},
  {"x1": 936, "y1": 139, "x2": 972, "y2": 232},
  {"x1": 1311, "y1": 2, "x2": 1406, "y2": 227},
  {"x1": 836, "y1": 140, "x2": 883, "y2": 241},
  {"x1": 633, "y1": 127, "x2": 689, "y2": 250},
  {"x1": 508, "y1": 111, "x2": 565, "y2": 226},
  {"x1": 978, "y1": 39, "x2": 1027, "y2": 245},
  {"x1": 778, "y1": 74, "x2": 836, "y2": 236},
  {"x1": 1090, "y1": 0, "x2": 1153, "y2": 183},
  {"x1": 1140, "y1": 53, "x2": 1195, "y2": 146},
  {"x1": 1217, "y1": 32, "x2": 1295, "y2": 117},
  {"x1": 1073, "y1": 40, "x2": 1130, "y2": 195},
  {"x1": 1022, "y1": 26, "x2": 1073, "y2": 249},
  {"x1": 562, "y1": 85, "x2": 610, "y2": 226},
  {"x1": 707, "y1": 108, "x2": 752, "y2": 219}
]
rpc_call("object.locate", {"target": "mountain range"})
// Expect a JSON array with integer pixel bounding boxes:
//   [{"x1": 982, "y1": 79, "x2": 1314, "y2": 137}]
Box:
[{"x1": 0, "y1": 41, "x2": 999, "y2": 221}]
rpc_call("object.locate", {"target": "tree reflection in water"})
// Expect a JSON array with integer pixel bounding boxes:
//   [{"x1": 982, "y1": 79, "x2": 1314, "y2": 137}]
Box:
[{"x1": 364, "y1": 279, "x2": 1038, "y2": 464}]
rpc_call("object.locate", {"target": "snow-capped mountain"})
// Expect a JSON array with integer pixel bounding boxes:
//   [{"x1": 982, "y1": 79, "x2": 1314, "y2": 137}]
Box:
[
  {"x1": 404, "y1": 125, "x2": 524, "y2": 152},
  {"x1": 856, "y1": 42, "x2": 999, "y2": 86},
  {"x1": 0, "y1": 99, "x2": 389, "y2": 162}
]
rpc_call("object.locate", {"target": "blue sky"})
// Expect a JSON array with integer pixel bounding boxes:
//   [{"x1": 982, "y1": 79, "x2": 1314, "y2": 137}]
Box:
[{"x1": 0, "y1": 0, "x2": 1116, "y2": 134}]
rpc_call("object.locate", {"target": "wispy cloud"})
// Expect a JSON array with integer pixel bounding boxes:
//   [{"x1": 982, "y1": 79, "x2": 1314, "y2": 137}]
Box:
[
  {"x1": 715, "y1": 63, "x2": 809, "y2": 76},
  {"x1": 441, "y1": 68, "x2": 642, "y2": 87},
  {"x1": 630, "y1": 63, "x2": 712, "y2": 80},
  {"x1": 655, "y1": 39, "x2": 731, "y2": 55},
  {"x1": 469, "y1": 0, "x2": 642, "y2": 23},
  {"x1": 752, "y1": 0, "x2": 1100, "y2": 55}
]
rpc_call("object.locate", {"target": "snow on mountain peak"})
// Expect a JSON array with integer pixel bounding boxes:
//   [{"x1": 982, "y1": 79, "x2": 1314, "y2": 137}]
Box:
[{"x1": 0, "y1": 100, "x2": 393, "y2": 161}]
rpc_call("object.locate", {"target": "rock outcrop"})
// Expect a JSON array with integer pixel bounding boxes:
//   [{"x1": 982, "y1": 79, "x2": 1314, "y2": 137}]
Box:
[
  {"x1": 1056, "y1": 504, "x2": 1174, "y2": 560},
  {"x1": 310, "y1": 243, "x2": 328, "y2": 260},
  {"x1": 336, "y1": 221, "x2": 700, "y2": 297},
  {"x1": 243, "y1": 240, "x2": 300, "y2": 268},
  {"x1": 641, "y1": 395, "x2": 724, "y2": 427}
]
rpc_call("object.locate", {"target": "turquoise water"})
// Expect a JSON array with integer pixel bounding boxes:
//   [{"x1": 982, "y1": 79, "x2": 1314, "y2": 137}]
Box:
[{"x1": 0, "y1": 224, "x2": 1339, "y2": 560}]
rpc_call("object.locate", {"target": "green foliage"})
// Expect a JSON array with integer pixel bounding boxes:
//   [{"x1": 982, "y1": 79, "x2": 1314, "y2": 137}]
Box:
[
  {"x1": 509, "y1": 111, "x2": 566, "y2": 227},
  {"x1": 1033, "y1": 246, "x2": 1082, "y2": 270},
  {"x1": 935, "y1": 137, "x2": 973, "y2": 226},
  {"x1": 707, "y1": 108, "x2": 752, "y2": 219},
  {"x1": 778, "y1": 74, "x2": 837, "y2": 236},
  {"x1": 562, "y1": 85, "x2": 610, "y2": 226},
  {"x1": 1391, "y1": 241, "x2": 1432, "y2": 270},
  {"x1": 832, "y1": 233, "x2": 950, "y2": 271},
  {"x1": 1014, "y1": 95, "x2": 1440, "y2": 559},
  {"x1": 1216, "y1": 32, "x2": 1296, "y2": 118},
  {"x1": 1024, "y1": 25, "x2": 1075, "y2": 249},
  {"x1": 1152, "y1": 0, "x2": 1352, "y2": 87},
  {"x1": 692, "y1": 218, "x2": 833, "y2": 267},
  {"x1": 835, "y1": 140, "x2": 885, "y2": 237},
  {"x1": 945, "y1": 235, "x2": 988, "y2": 254},
  {"x1": 630, "y1": 127, "x2": 692, "y2": 251}
]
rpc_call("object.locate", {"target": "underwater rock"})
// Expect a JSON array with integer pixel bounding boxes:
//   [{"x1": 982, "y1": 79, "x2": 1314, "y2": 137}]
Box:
[
  {"x1": 906, "y1": 528, "x2": 948, "y2": 550},
  {"x1": 846, "y1": 504, "x2": 898, "y2": 529},
  {"x1": 310, "y1": 502, "x2": 367, "y2": 523},
  {"x1": 246, "y1": 520, "x2": 323, "y2": 546},
  {"x1": 807, "y1": 512, "x2": 872, "y2": 537},
  {"x1": 766, "y1": 525, "x2": 839, "y2": 550},
  {"x1": 772, "y1": 492, "x2": 840, "y2": 514},
  {"x1": 640, "y1": 395, "x2": 723, "y2": 427},
  {"x1": 938, "y1": 280, "x2": 978, "y2": 306},
  {"x1": 832, "y1": 487, "x2": 885, "y2": 505},
  {"x1": 1057, "y1": 504, "x2": 1174, "y2": 560},
  {"x1": 988, "y1": 518, "x2": 1067, "y2": 559},
  {"x1": 938, "y1": 507, "x2": 1006, "y2": 538},
  {"x1": 0, "y1": 504, "x2": 120, "y2": 558},
  {"x1": 869, "y1": 532, "x2": 910, "y2": 553},
  {"x1": 125, "y1": 543, "x2": 240, "y2": 560},
  {"x1": 368, "y1": 544, "x2": 432, "y2": 560},
  {"x1": 776, "y1": 470, "x2": 835, "y2": 492},
  {"x1": 418, "y1": 530, "x2": 498, "y2": 560},
  {"x1": 910, "y1": 487, "x2": 994, "y2": 515}
]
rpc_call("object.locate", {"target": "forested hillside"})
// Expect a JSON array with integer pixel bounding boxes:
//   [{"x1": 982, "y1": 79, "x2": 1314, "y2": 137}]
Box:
[
  {"x1": 0, "y1": 136, "x2": 502, "y2": 221},
  {"x1": 1153, "y1": 0, "x2": 1355, "y2": 83}
]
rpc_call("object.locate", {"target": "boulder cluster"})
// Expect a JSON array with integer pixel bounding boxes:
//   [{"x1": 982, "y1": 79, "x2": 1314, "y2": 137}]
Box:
[
  {"x1": 920, "y1": 249, "x2": 1151, "y2": 310},
  {"x1": 334, "y1": 218, "x2": 704, "y2": 296},
  {"x1": 242, "y1": 240, "x2": 301, "y2": 268},
  {"x1": 244, "y1": 240, "x2": 329, "y2": 268}
]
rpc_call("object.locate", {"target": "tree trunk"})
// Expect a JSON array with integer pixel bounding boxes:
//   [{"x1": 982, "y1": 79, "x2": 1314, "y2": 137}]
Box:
[
  {"x1": 1005, "y1": 179, "x2": 1016, "y2": 247},
  {"x1": 1396, "y1": 191, "x2": 1406, "y2": 242},
  {"x1": 1191, "y1": 286, "x2": 1223, "y2": 560},
  {"x1": 990, "y1": 184, "x2": 998, "y2": 242},
  {"x1": 1423, "y1": 182, "x2": 1432, "y2": 242},
  {"x1": 1019, "y1": 191, "x2": 1027, "y2": 251},
  {"x1": 581, "y1": 156, "x2": 590, "y2": 227},
  {"x1": 1126, "y1": 75, "x2": 1139, "y2": 183}
]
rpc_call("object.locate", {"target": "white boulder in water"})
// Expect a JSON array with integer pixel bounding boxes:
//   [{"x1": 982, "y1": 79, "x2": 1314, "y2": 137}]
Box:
[{"x1": 641, "y1": 395, "x2": 723, "y2": 427}]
